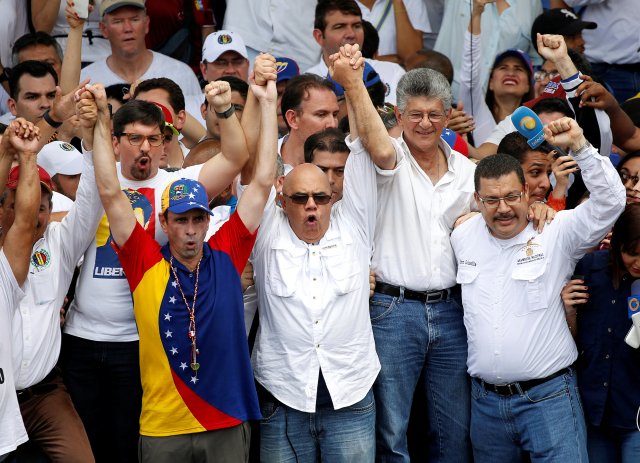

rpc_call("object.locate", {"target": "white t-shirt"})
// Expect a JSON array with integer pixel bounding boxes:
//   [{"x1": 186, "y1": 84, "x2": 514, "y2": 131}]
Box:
[
  {"x1": 223, "y1": 0, "x2": 321, "y2": 73},
  {"x1": 305, "y1": 57, "x2": 404, "y2": 105},
  {"x1": 356, "y1": 0, "x2": 431, "y2": 56},
  {"x1": 80, "y1": 51, "x2": 202, "y2": 98},
  {"x1": 64, "y1": 165, "x2": 203, "y2": 341},
  {"x1": 0, "y1": 251, "x2": 28, "y2": 457}
]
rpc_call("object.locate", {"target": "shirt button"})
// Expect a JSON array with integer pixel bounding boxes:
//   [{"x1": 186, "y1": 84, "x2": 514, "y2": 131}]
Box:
[
  {"x1": 315, "y1": 320, "x2": 319, "y2": 324},
  {"x1": 608, "y1": 328, "x2": 613, "y2": 333},
  {"x1": 316, "y1": 344, "x2": 320, "y2": 348},
  {"x1": 605, "y1": 354, "x2": 610, "y2": 359},
  {"x1": 603, "y1": 382, "x2": 608, "y2": 387},
  {"x1": 313, "y1": 278, "x2": 317, "y2": 281},
  {"x1": 611, "y1": 299, "x2": 616, "y2": 304},
  {"x1": 313, "y1": 296, "x2": 316, "y2": 300},
  {"x1": 312, "y1": 252, "x2": 316, "y2": 256}
]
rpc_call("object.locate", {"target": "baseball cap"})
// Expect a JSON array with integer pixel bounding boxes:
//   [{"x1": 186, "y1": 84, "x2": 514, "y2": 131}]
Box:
[
  {"x1": 6, "y1": 164, "x2": 54, "y2": 193},
  {"x1": 202, "y1": 30, "x2": 248, "y2": 63},
  {"x1": 151, "y1": 102, "x2": 180, "y2": 135},
  {"x1": 531, "y1": 9, "x2": 597, "y2": 46},
  {"x1": 37, "y1": 141, "x2": 83, "y2": 177},
  {"x1": 326, "y1": 61, "x2": 382, "y2": 98},
  {"x1": 160, "y1": 179, "x2": 213, "y2": 216},
  {"x1": 523, "y1": 75, "x2": 566, "y2": 108},
  {"x1": 100, "y1": 0, "x2": 146, "y2": 17},
  {"x1": 493, "y1": 49, "x2": 534, "y2": 80},
  {"x1": 275, "y1": 57, "x2": 300, "y2": 83}
]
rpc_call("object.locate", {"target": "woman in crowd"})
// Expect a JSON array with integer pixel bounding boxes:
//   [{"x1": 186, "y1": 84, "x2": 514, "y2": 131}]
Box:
[
  {"x1": 562, "y1": 204, "x2": 640, "y2": 462},
  {"x1": 459, "y1": 0, "x2": 534, "y2": 145}
]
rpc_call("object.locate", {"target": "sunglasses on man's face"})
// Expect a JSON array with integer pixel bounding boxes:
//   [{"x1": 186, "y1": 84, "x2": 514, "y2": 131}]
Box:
[{"x1": 283, "y1": 193, "x2": 332, "y2": 205}]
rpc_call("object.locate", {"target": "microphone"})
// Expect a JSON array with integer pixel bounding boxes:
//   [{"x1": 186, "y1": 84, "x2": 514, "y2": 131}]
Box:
[
  {"x1": 511, "y1": 106, "x2": 569, "y2": 158},
  {"x1": 625, "y1": 280, "x2": 640, "y2": 348}
]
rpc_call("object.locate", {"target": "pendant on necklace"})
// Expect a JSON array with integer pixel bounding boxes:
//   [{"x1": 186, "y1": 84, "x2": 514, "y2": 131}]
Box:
[
  {"x1": 188, "y1": 330, "x2": 195, "y2": 339},
  {"x1": 191, "y1": 362, "x2": 200, "y2": 371}
]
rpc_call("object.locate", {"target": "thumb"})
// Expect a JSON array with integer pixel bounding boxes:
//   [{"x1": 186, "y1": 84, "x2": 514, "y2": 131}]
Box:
[{"x1": 456, "y1": 100, "x2": 464, "y2": 111}]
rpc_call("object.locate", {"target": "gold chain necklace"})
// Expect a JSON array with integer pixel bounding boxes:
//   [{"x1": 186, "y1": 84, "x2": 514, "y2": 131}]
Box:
[{"x1": 169, "y1": 256, "x2": 202, "y2": 373}]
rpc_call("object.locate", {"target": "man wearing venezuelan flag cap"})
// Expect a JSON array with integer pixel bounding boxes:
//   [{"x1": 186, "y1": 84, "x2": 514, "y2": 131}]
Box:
[{"x1": 84, "y1": 61, "x2": 278, "y2": 462}]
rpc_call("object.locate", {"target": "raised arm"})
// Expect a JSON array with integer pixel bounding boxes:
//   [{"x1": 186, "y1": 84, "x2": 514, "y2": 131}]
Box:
[
  {"x1": 3, "y1": 120, "x2": 42, "y2": 285},
  {"x1": 331, "y1": 44, "x2": 396, "y2": 169},
  {"x1": 536, "y1": 34, "x2": 578, "y2": 79},
  {"x1": 240, "y1": 54, "x2": 277, "y2": 185},
  {"x1": 60, "y1": 0, "x2": 84, "y2": 94},
  {"x1": 31, "y1": 0, "x2": 62, "y2": 33},
  {"x1": 87, "y1": 84, "x2": 137, "y2": 248},
  {"x1": 236, "y1": 79, "x2": 278, "y2": 233},
  {"x1": 197, "y1": 80, "x2": 250, "y2": 199}
]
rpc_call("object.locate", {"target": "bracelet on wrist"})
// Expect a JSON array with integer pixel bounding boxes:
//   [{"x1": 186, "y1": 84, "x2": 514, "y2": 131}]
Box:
[
  {"x1": 43, "y1": 109, "x2": 63, "y2": 129},
  {"x1": 214, "y1": 104, "x2": 235, "y2": 119}
]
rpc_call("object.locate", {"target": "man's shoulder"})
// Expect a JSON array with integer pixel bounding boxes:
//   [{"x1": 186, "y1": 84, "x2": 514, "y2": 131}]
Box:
[{"x1": 304, "y1": 60, "x2": 325, "y2": 76}]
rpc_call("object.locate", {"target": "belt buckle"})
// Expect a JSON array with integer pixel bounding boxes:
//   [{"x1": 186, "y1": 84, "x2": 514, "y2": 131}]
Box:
[{"x1": 425, "y1": 290, "x2": 444, "y2": 304}]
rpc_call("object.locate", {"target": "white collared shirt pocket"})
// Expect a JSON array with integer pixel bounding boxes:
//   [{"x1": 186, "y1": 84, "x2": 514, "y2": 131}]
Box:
[
  {"x1": 511, "y1": 259, "x2": 548, "y2": 315},
  {"x1": 323, "y1": 241, "x2": 362, "y2": 295}
]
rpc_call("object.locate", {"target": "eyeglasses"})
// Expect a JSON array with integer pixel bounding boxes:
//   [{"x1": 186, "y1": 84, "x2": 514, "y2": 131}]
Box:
[
  {"x1": 405, "y1": 111, "x2": 447, "y2": 124},
  {"x1": 534, "y1": 70, "x2": 560, "y2": 82},
  {"x1": 478, "y1": 192, "x2": 524, "y2": 210},
  {"x1": 118, "y1": 132, "x2": 164, "y2": 147},
  {"x1": 284, "y1": 193, "x2": 332, "y2": 205},
  {"x1": 210, "y1": 58, "x2": 247, "y2": 69},
  {"x1": 620, "y1": 171, "x2": 640, "y2": 185}
]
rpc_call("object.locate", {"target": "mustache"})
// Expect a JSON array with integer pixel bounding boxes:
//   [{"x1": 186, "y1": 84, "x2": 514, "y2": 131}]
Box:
[{"x1": 494, "y1": 213, "x2": 515, "y2": 220}]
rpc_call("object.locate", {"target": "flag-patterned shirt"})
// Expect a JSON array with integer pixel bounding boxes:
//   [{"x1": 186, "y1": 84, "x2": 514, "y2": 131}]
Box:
[{"x1": 115, "y1": 213, "x2": 260, "y2": 436}]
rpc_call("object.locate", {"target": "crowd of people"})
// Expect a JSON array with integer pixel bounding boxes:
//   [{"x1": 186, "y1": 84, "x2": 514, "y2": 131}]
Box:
[{"x1": 0, "y1": 0, "x2": 639, "y2": 462}]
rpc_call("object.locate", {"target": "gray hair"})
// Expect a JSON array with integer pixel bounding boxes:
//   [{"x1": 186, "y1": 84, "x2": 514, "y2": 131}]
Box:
[{"x1": 396, "y1": 68, "x2": 452, "y2": 113}]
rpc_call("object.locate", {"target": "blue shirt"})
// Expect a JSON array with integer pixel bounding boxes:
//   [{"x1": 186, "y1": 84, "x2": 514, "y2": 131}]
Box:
[{"x1": 575, "y1": 250, "x2": 640, "y2": 430}]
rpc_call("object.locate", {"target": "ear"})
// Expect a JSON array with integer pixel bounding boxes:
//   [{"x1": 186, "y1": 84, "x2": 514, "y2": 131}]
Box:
[
  {"x1": 99, "y1": 21, "x2": 108, "y2": 38},
  {"x1": 158, "y1": 212, "x2": 168, "y2": 233},
  {"x1": 394, "y1": 105, "x2": 404, "y2": 127},
  {"x1": 285, "y1": 109, "x2": 298, "y2": 130},
  {"x1": 8, "y1": 98, "x2": 17, "y2": 116},
  {"x1": 112, "y1": 135, "x2": 121, "y2": 155},
  {"x1": 473, "y1": 191, "x2": 481, "y2": 209},
  {"x1": 199, "y1": 62, "x2": 208, "y2": 82},
  {"x1": 312, "y1": 29, "x2": 324, "y2": 47},
  {"x1": 175, "y1": 109, "x2": 187, "y2": 130}
]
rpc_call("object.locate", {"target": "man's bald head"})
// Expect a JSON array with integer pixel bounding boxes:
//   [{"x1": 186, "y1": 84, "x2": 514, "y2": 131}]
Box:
[{"x1": 281, "y1": 163, "x2": 332, "y2": 243}]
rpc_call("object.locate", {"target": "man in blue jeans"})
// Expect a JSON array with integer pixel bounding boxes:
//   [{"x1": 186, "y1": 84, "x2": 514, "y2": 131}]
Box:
[
  {"x1": 341, "y1": 45, "x2": 476, "y2": 460},
  {"x1": 451, "y1": 116, "x2": 625, "y2": 461}
]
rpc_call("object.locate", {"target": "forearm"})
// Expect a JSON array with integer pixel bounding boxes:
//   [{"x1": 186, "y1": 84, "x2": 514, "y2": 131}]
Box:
[
  {"x1": 554, "y1": 56, "x2": 579, "y2": 80},
  {"x1": 0, "y1": 148, "x2": 13, "y2": 199},
  {"x1": 31, "y1": 0, "x2": 61, "y2": 32},
  {"x1": 12, "y1": 151, "x2": 39, "y2": 231},
  {"x1": 345, "y1": 81, "x2": 395, "y2": 169},
  {"x1": 607, "y1": 105, "x2": 640, "y2": 152},
  {"x1": 179, "y1": 112, "x2": 207, "y2": 148},
  {"x1": 240, "y1": 89, "x2": 261, "y2": 184},
  {"x1": 218, "y1": 111, "x2": 250, "y2": 179},
  {"x1": 393, "y1": 0, "x2": 422, "y2": 61},
  {"x1": 93, "y1": 118, "x2": 123, "y2": 200},
  {"x1": 60, "y1": 23, "x2": 83, "y2": 94}
]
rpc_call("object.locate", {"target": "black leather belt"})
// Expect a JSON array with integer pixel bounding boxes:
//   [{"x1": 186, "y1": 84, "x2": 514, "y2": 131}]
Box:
[
  {"x1": 475, "y1": 368, "x2": 571, "y2": 396},
  {"x1": 375, "y1": 282, "x2": 459, "y2": 304},
  {"x1": 16, "y1": 367, "x2": 59, "y2": 403}
]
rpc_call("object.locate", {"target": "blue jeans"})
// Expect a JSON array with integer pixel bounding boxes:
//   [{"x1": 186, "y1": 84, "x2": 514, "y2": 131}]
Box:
[
  {"x1": 587, "y1": 423, "x2": 640, "y2": 463},
  {"x1": 470, "y1": 369, "x2": 588, "y2": 462},
  {"x1": 591, "y1": 63, "x2": 640, "y2": 103},
  {"x1": 370, "y1": 291, "x2": 471, "y2": 462},
  {"x1": 260, "y1": 389, "x2": 376, "y2": 463},
  {"x1": 61, "y1": 334, "x2": 142, "y2": 463}
]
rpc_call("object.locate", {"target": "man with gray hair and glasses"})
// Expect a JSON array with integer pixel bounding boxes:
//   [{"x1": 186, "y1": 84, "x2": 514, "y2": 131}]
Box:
[{"x1": 332, "y1": 45, "x2": 476, "y2": 461}]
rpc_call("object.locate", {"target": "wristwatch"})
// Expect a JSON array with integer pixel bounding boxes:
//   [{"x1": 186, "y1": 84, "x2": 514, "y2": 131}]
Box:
[
  {"x1": 572, "y1": 140, "x2": 592, "y2": 156},
  {"x1": 214, "y1": 104, "x2": 235, "y2": 119}
]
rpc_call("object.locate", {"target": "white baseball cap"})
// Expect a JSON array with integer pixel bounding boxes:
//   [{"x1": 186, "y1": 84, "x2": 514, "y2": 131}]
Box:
[
  {"x1": 202, "y1": 30, "x2": 248, "y2": 63},
  {"x1": 37, "y1": 141, "x2": 83, "y2": 177}
]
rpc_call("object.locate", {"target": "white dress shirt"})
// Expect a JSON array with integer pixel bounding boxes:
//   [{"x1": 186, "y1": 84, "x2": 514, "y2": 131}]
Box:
[
  {"x1": 252, "y1": 138, "x2": 381, "y2": 412},
  {"x1": 0, "y1": 251, "x2": 28, "y2": 456},
  {"x1": 373, "y1": 136, "x2": 477, "y2": 291},
  {"x1": 451, "y1": 144, "x2": 625, "y2": 384},
  {"x1": 12, "y1": 149, "x2": 104, "y2": 389}
]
